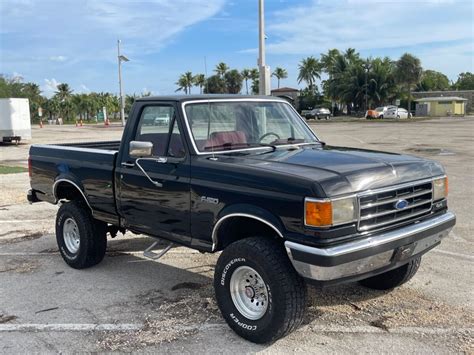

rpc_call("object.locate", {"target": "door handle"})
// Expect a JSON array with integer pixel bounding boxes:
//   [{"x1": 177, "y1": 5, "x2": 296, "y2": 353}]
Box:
[
  {"x1": 156, "y1": 157, "x2": 167, "y2": 164},
  {"x1": 121, "y1": 162, "x2": 135, "y2": 168}
]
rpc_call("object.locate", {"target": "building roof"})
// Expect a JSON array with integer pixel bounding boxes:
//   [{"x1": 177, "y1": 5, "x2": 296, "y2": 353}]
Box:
[
  {"x1": 270, "y1": 87, "x2": 299, "y2": 93},
  {"x1": 136, "y1": 94, "x2": 286, "y2": 103},
  {"x1": 413, "y1": 90, "x2": 474, "y2": 94},
  {"x1": 414, "y1": 96, "x2": 468, "y2": 102}
]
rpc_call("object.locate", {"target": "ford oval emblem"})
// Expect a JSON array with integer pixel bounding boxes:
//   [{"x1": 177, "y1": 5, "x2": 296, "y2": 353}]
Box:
[{"x1": 394, "y1": 199, "x2": 409, "y2": 210}]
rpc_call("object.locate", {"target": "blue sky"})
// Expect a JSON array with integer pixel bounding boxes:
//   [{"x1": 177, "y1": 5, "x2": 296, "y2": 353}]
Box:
[{"x1": 1, "y1": 0, "x2": 473, "y2": 97}]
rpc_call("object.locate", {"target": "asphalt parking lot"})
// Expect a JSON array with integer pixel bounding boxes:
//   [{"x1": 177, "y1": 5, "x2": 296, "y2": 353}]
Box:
[{"x1": 0, "y1": 118, "x2": 473, "y2": 353}]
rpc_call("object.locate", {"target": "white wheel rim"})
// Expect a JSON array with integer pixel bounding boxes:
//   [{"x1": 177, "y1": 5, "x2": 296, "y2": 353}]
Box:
[
  {"x1": 63, "y1": 218, "x2": 80, "y2": 253},
  {"x1": 230, "y1": 266, "x2": 269, "y2": 320}
]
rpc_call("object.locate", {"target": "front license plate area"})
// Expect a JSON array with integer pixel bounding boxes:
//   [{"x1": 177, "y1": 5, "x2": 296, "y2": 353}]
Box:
[{"x1": 392, "y1": 242, "x2": 417, "y2": 262}]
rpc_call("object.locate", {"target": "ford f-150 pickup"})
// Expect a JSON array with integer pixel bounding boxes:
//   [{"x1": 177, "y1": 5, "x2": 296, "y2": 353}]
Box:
[{"x1": 28, "y1": 95, "x2": 456, "y2": 343}]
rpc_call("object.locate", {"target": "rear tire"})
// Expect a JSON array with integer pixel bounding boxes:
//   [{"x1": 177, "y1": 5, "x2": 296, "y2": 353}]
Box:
[
  {"x1": 214, "y1": 237, "x2": 307, "y2": 344},
  {"x1": 359, "y1": 256, "x2": 421, "y2": 290},
  {"x1": 56, "y1": 201, "x2": 107, "y2": 269}
]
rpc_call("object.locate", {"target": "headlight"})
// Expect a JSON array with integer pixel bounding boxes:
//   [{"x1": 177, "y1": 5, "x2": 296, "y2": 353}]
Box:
[
  {"x1": 305, "y1": 196, "x2": 357, "y2": 227},
  {"x1": 433, "y1": 176, "x2": 448, "y2": 201}
]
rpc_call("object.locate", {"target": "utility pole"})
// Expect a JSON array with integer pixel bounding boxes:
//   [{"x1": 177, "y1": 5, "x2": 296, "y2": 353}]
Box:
[
  {"x1": 258, "y1": 0, "x2": 270, "y2": 95},
  {"x1": 117, "y1": 40, "x2": 129, "y2": 127},
  {"x1": 364, "y1": 60, "x2": 371, "y2": 111}
]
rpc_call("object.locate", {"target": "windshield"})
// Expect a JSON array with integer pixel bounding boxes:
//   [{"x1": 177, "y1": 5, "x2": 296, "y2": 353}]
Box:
[
  {"x1": 375, "y1": 107, "x2": 384, "y2": 112},
  {"x1": 184, "y1": 101, "x2": 318, "y2": 153}
]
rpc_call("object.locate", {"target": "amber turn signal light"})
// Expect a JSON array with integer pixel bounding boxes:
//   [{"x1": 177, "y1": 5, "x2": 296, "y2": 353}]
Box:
[{"x1": 305, "y1": 200, "x2": 333, "y2": 227}]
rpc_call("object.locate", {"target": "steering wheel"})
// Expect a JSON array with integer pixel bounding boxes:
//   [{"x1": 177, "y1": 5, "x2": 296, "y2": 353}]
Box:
[{"x1": 258, "y1": 132, "x2": 280, "y2": 143}]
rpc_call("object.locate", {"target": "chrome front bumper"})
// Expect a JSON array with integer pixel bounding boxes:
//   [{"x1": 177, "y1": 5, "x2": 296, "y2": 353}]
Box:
[{"x1": 285, "y1": 212, "x2": 456, "y2": 283}]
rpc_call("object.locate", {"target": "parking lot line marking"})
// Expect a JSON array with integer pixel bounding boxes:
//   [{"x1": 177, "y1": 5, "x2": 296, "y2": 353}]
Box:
[
  {"x1": 432, "y1": 249, "x2": 474, "y2": 261},
  {"x1": 0, "y1": 220, "x2": 46, "y2": 223},
  {"x1": 0, "y1": 324, "x2": 142, "y2": 332},
  {"x1": 0, "y1": 250, "x2": 201, "y2": 257}
]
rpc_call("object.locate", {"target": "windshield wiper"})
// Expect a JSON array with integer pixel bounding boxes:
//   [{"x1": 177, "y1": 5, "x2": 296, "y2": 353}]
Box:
[{"x1": 248, "y1": 143, "x2": 277, "y2": 151}]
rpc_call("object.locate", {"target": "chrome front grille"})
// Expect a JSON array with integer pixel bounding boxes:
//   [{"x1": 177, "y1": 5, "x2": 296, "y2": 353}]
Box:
[{"x1": 358, "y1": 180, "x2": 433, "y2": 232}]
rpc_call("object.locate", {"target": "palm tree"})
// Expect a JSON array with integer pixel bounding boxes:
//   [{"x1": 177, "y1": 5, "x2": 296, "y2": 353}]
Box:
[
  {"x1": 297, "y1": 56, "x2": 321, "y2": 92},
  {"x1": 214, "y1": 62, "x2": 229, "y2": 77},
  {"x1": 193, "y1": 74, "x2": 206, "y2": 94},
  {"x1": 224, "y1": 69, "x2": 243, "y2": 94},
  {"x1": 368, "y1": 57, "x2": 397, "y2": 107},
  {"x1": 55, "y1": 83, "x2": 73, "y2": 101},
  {"x1": 241, "y1": 69, "x2": 252, "y2": 95},
  {"x1": 175, "y1": 72, "x2": 194, "y2": 94},
  {"x1": 395, "y1": 53, "x2": 422, "y2": 113},
  {"x1": 272, "y1": 67, "x2": 288, "y2": 89},
  {"x1": 250, "y1": 68, "x2": 259, "y2": 95}
]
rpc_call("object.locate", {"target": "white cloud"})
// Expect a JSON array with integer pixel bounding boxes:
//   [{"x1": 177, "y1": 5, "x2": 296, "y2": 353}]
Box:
[
  {"x1": 49, "y1": 56, "x2": 67, "y2": 62},
  {"x1": 41, "y1": 78, "x2": 60, "y2": 98},
  {"x1": 263, "y1": 0, "x2": 472, "y2": 55},
  {"x1": 1, "y1": 0, "x2": 225, "y2": 63},
  {"x1": 78, "y1": 84, "x2": 91, "y2": 93}
]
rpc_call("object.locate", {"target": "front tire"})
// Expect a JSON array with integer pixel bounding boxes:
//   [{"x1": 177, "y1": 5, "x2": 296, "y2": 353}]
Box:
[
  {"x1": 359, "y1": 256, "x2": 421, "y2": 290},
  {"x1": 56, "y1": 201, "x2": 107, "y2": 269},
  {"x1": 214, "y1": 237, "x2": 307, "y2": 344}
]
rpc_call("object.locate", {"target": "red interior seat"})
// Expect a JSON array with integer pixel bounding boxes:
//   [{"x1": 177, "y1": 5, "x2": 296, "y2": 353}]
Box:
[{"x1": 204, "y1": 131, "x2": 247, "y2": 150}]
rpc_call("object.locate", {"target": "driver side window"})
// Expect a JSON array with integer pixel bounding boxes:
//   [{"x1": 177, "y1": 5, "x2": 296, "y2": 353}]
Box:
[{"x1": 136, "y1": 105, "x2": 185, "y2": 157}]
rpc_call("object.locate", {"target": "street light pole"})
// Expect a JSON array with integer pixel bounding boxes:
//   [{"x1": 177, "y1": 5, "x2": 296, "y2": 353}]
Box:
[
  {"x1": 258, "y1": 0, "x2": 270, "y2": 95},
  {"x1": 117, "y1": 40, "x2": 129, "y2": 127},
  {"x1": 364, "y1": 60, "x2": 371, "y2": 111}
]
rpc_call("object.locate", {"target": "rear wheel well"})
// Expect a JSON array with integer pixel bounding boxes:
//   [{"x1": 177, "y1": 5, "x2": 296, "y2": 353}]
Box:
[
  {"x1": 54, "y1": 181, "x2": 89, "y2": 207},
  {"x1": 214, "y1": 216, "x2": 282, "y2": 251}
]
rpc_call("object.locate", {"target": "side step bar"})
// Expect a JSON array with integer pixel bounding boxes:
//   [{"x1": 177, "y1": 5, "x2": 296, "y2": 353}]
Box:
[{"x1": 143, "y1": 241, "x2": 174, "y2": 260}]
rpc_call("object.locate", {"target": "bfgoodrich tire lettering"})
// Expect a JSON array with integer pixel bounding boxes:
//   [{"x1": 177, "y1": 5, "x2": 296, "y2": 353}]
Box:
[
  {"x1": 214, "y1": 237, "x2": 306, "y2": 344},
  {"x1": 56, "y1": 201, "x2": 107, "y2": 269}
]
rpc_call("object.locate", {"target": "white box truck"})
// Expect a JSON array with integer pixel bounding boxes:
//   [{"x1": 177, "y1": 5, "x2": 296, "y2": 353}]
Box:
[{"x1": 0, "y1": 98, "x2": 32, "y2": 143}]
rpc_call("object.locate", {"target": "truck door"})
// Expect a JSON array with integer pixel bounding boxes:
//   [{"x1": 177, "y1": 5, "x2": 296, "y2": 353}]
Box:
[{"x1": 117, "y1": 102, "x2": 191, "y2": 244}]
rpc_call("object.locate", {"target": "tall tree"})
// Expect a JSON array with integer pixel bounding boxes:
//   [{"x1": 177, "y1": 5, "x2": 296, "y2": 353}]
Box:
[
  {"x1": 203, "y1": 75, "x2": 226, "y2": 94},
  {"x1": 55, "y1": 83, "x2": 73, "y2": 101},
  {"x1": 250, "y1": 68, "x2": 259, "y2": 95},
  {"x1": 368, "y1": 57, "x2": 397, "y2": 107},
  {"x1": 297, "y1": 56, "x2": 321, "y2": 92},
  {"x1": 175, "y1": 72, "x2": 194, "y2": 94},
  {"x1": 416, "y1": 70, "x2": 450, "y2": 91},
  {"x1": 452, "y1": 72, "x2": 474, "y2": 90},
  {"x1": 193, "y1": 74, "x2": 206, "y2": 94},
  {"x1": 214, "y1": 62, "x2": 229, "y2": 77},
  {"x1": 272, "y1": 67, "x2": 288, "y2": 88},
  {"x1": 395, "y1": 53, "x2": 422, "y2": 112},
  {"x1": 224, "y1": 69, "x2": 243, "y2": 94},
  {"x1": 241, "y1": 69, "x2": 252, "y2": 95}
]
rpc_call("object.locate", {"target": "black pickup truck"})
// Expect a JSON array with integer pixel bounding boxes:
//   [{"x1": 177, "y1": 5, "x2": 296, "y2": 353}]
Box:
[{"x1": 28, "y1": 95, "x2": 456, "y2": 343}]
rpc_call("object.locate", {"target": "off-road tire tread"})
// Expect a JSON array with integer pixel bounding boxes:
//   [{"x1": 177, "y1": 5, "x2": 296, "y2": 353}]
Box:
[
  {"x1": 56, "y1": 201, "x2": 107, "y2": 269},
  {"x1": 215, "y1": 237, "x2": 307, "y2": 343}
]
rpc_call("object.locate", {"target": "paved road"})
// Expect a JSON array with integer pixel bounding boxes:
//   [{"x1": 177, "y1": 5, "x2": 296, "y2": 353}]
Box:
[{"x1": 0, "y1": 118, "x2": 473, "y2": 353}]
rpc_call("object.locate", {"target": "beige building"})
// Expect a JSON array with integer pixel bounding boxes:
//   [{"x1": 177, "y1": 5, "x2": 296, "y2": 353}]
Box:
[{"x1": 415, "y1": 97, "x2": 467, "y2": 117}]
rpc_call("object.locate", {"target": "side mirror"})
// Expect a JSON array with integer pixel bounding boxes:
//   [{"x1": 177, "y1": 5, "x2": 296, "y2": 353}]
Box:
[{"x1": 129, "y1": 141, "x2": 153, "y2": 158}]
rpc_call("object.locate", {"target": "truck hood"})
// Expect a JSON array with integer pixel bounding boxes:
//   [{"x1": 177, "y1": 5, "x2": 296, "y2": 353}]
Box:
[{"x1": 226, "y1": 145, "x2": 444, "y2": 197}]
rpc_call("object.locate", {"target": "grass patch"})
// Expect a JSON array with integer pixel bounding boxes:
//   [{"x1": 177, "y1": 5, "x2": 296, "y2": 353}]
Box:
[{"x1": 0, "y1": 165, "x2": 28, "y2": 174}]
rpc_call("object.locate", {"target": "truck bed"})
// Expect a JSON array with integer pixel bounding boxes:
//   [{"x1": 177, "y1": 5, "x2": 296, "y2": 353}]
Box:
[
  {"x1": 29, "y1": 141, "x2": 120, "y2": 223},
  {"x1": 53, "y1": 140, "x2": 121, "y2": 151}
]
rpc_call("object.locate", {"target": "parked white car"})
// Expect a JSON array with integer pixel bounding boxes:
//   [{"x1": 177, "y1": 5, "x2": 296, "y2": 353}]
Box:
[
  {"x1": 365, "y1": 105, "x2": 397, "y2": 119},
  {"x1": 384, "y1": 107, "x2": 411, "y2": 119}
]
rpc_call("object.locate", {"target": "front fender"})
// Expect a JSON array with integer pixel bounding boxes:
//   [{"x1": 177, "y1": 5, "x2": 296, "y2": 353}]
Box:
[{"x1": 211, "y1": 203, "x2": 286, "y2": 250}]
